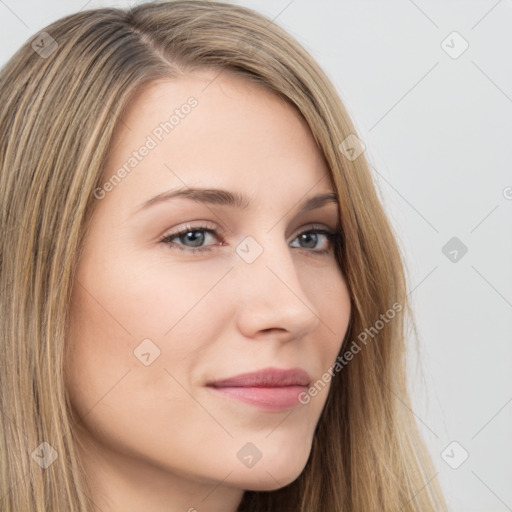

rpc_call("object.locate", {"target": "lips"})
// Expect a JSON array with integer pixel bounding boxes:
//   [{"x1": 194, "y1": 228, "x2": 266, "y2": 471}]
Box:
[
  {"x1": 207, "y1": 367, "x2": 312, "y2": 388},
  {"x1": 206, "y1": 367, "x2": 311, "y2": 411}
]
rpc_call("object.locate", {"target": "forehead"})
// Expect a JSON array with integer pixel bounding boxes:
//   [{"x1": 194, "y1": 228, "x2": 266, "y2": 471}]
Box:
[{"x1": 100, "y1": 70, "x2": 334, "y2": 213}]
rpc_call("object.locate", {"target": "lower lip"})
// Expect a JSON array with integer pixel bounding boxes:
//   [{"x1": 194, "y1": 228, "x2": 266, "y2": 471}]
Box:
[{"x1": 208, "y1": 385, "x2": 308, "y2": 411}]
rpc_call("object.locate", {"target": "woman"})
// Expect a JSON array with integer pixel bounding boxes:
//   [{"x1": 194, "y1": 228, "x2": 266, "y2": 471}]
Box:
[{"x1": 0, "y1": 1, "x2": 448, "y2": 510}]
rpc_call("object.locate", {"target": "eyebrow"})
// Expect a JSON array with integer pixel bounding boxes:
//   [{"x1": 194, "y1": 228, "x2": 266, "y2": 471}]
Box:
[{"x1": 134, "y1": 187, "x2": 339, "y2": 216}]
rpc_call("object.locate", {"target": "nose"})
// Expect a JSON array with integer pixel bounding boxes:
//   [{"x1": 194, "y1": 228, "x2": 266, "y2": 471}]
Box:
[{"x1": 233, "y1": 235, "x2": 322, "y2": 341}]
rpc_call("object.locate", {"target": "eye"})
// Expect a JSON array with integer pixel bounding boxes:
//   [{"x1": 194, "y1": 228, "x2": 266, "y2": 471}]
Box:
[
  {"x1": 159, "y1": 223, "x2": 341, "y2": 255},
  {"x1": 159, "y1": 223, "x2": 221, "y2": 254},
  {"x1": 289, "y1": 227, "x2": 339, "y2": 254}
]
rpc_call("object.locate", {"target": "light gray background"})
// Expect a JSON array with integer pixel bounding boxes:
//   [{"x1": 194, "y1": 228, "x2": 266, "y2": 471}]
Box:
[{"x1": 1, "y1": 1, "x2": 511, "y2": 511}]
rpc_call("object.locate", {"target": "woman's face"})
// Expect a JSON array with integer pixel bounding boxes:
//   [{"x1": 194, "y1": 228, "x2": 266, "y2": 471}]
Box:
[{"x1": 65, "y1": 69, "x2": 351, "y2": 510}]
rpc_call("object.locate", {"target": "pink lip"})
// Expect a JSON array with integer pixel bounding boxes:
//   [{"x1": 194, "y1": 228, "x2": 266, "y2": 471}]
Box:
[
  {"x1": 207, "y1": 367, "x2": 311, "y2": 387},
  {"x1": 206, "y1": 367, "x2": 311, "y2": 411}
]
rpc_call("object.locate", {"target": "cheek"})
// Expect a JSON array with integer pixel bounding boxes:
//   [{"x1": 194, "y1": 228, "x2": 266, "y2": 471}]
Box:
[
  {"x1": 64, "y1": 282, "x2": 133, "y2": 422},
  {"x1": 306, "y1": 264, "x2": 352, "y2": 355},
  {"x1": 64, "y1": 253, "x2": 229, "y2": 404},
  {"x1": 64, "y1": 278, "x2": 203, "y2": 440},
  {"x1": 331, "y1": 277, "x2": 351, "y2": 344},
  {"x1": 81, "y1": 247, "x2": 230, "y2": 339}
]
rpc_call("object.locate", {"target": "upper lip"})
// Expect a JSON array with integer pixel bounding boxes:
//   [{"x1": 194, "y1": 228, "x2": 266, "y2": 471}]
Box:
[{"x1": 207, "y1": 367, "x2": 311, "y2": 388}]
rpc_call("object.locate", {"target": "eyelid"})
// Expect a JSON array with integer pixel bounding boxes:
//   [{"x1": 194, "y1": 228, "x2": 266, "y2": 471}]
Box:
[{"x1": 159, "y1": 221, "x2": 222, "y2": 243}]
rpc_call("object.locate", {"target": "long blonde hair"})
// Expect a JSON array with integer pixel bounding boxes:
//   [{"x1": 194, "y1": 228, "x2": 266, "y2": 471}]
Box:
[{"x1": 0, "y1": 1, "x2": 448, "y2": 510}]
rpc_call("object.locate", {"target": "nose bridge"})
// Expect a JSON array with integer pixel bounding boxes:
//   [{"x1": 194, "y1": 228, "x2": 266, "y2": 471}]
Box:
[
  {"x1": 236, "y1": 231, "x2": 299, "y2": 292},
  {"x1": 233, "y1": 231, "x2": 320, "y2": 336}
]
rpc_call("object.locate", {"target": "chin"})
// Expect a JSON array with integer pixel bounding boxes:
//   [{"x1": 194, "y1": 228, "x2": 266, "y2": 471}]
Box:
[
  {"x1": 234, "y1": 453, "x2": 310, "y2": 492},
  {"x1": 240, "y1": 469, "x2": 303, "y2": 492}
]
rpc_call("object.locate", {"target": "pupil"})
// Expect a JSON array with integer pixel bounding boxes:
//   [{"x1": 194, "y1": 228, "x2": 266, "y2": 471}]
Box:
[
  {"x1": 301, "y1": 233, "x2": 317, "y2": 248},
  {"x1": 183, "y1": 231, "x2": 204, "y2": 247}
]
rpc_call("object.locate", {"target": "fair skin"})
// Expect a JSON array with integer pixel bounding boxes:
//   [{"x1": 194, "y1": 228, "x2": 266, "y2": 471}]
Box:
[{"x1": 65, "y1": 69, "x2": 351, "y2": 512}]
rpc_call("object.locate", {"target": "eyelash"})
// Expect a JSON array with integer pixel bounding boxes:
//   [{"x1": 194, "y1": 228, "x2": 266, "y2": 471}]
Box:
[{"x1": 159, "y1": 223, "x2": 341, "y2": 256}]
